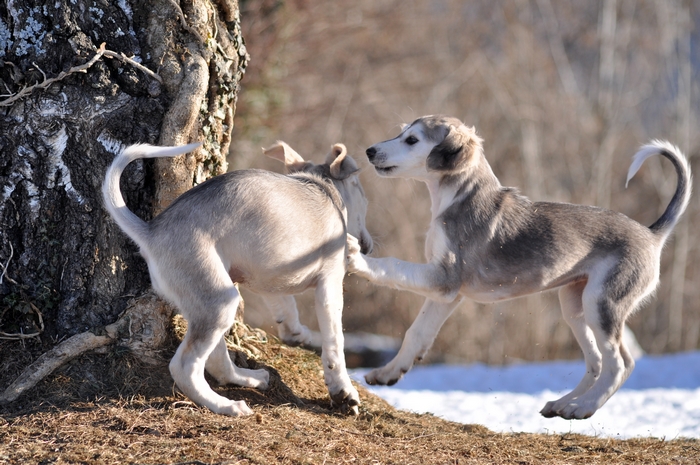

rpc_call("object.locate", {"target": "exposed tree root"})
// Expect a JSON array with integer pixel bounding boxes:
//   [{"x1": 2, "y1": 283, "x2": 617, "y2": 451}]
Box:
[{"x1": 0, "y1": 293, "x2": 173, "y2": 404}]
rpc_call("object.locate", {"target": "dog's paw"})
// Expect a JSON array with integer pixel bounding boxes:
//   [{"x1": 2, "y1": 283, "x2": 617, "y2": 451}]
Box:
[
  {"x1": 330, "y1": 385, "x2": 361, "y2": 416},
  {"x1": 325, "y1": 370, "x2": 361, "y2": 415},
  {"x1": 227, "y1": 366, "x2": 270, "y2": 390},
  {"x1": 278, "y1": 323, "x2": 313, "y2": 347},
  {"x1": 346, "y1": 234, "x2": 369, "y2": 275},
  {"x1": 247, "y1": 368, "x2": 270, "y2": 391},
  {"x1": 540, "y1": 399, "x2": 597, "y2": 420},
  {"x1": 364, "y1": 364, "x2": 409, "y2": 386},
  {"x1": 215, "y1": 399, "x2": 255, "y2": 417},
  {"x1": 347, "y1": 234, "x2": 361, "y2": 255},
  {"x1": 539, "y1": 401, "x2": 559, "y2": 418}
]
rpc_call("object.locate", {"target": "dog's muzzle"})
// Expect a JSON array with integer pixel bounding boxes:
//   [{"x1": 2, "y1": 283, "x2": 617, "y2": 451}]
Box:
[{"x1": 365, "y1": 146, "x2": 395, "y2": 175}]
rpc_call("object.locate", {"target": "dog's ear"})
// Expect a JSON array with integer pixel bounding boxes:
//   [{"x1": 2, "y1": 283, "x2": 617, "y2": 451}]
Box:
[
  {"x1": 263, "y1": 141, "x2": 306, "y2": 172},
  {"x1": 426, "y1": 125, "x2": 480, "y2": 171},
  {"x1": 327, "y1": 143, "x2": 360, "y2": 180}
]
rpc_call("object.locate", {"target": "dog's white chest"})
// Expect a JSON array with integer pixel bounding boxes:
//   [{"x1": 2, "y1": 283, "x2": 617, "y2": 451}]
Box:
[{"x1": 424, "y1": 222, "x2": 449, "y2": 261}]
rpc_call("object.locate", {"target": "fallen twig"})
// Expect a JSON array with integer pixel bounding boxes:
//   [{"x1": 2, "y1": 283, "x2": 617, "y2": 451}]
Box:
[{"x1": 331, "y1": 426, "x2": 441, "y2": 442}]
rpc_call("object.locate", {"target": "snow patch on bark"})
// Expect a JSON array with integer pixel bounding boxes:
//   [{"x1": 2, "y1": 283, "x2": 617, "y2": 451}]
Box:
[
  {"x1": 97, "y1": 132, "x2": 125, "y2": 155},
  {"x1": 45, "y1": 125, "x2": 85, "y2": 205}
]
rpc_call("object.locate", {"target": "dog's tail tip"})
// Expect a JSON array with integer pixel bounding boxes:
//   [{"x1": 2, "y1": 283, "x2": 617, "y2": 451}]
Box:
[
  {"x1": 628, "y1": 139, "x2": 692, "y2": 238},
  {"x1": 121, "y1": 141, "x2": 203, "y2": 161},
  {"x1": 625, "y1": 140, "x2": 686, "y2": 188}
]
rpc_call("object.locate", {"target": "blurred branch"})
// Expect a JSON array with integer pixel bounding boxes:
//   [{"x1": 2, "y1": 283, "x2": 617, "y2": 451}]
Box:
[
  {"x1": 0, "y1": 241, "x2": 16, "y2": 286},
  {"x1": 425, "y1": 53, "x2": 478, "y2": 109},
  {"x1": 535, "y1": 0, "x2": 581, "y2": 97},
  {"x1": 668, "y1": 0, "x2": 692, "y2": 351},
  {"x1": 326, "y1": 57, "x2": 363, "y2": 143},
  {"x1": 0, "y1": 302, "x2": 44, "y2": 341},
  {"x1": 472, "y1": 52, "x2": 517, "y2": 123},
  {"x1": 597, "y1": 0, "x2": 617, "y2": 115}
]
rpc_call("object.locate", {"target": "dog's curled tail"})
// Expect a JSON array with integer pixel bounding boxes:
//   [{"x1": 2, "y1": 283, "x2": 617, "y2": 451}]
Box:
[
  {"x1": 102, "y1": 142, "x2": 203, "y2": 249},
  {"x1": 626, "y1": 140, "x2": 692, "y2": 242}
]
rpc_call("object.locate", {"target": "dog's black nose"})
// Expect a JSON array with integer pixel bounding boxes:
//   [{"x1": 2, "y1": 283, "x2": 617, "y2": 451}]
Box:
[
  {"x1": 359, "y1": 234, "x2": 373, "y2": 255},
  {"x1": 366, "y1": 146, "x2": 377, "y2": 161}
]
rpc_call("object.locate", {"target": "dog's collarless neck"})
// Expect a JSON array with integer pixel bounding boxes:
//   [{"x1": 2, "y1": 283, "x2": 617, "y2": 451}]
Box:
[
  {"x1": 290, "y1": 173, "x2": 346, "y2": 218},
  {"x1": 426, "y1": 179, "x2": 452, "y2": 219}
]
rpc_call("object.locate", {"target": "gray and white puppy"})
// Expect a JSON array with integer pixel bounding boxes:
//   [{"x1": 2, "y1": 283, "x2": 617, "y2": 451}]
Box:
[
  {"x1": 103, "y1": 141, "x2": 372, "y2": 416},
  {"x1": 348, "y1": 115, "x2": 691, "y2": 420}
]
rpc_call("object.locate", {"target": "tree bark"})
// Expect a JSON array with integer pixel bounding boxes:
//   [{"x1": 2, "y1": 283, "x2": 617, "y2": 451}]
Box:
[{"x1": 0, "y1": 0, "x2": 246, "y2": 344}]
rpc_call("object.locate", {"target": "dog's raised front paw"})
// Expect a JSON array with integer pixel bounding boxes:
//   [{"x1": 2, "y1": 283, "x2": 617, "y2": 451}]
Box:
[{"x1": 346, "y1": 234, "x2": 369, "y2": 275}]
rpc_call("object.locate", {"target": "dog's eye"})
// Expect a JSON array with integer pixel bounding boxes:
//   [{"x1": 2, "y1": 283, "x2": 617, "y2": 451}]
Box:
[{"x1": 405, "y1": 136, "x2": 418, "y2": 145}]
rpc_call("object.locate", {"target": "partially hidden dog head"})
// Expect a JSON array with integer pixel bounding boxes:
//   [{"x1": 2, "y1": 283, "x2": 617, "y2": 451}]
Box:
[
  {"x1": 263, "y1": 141, "x2": 373, "y2": 254},
  {"x1": 365, "y1": 115, "x2": 484, "y2": 180}
]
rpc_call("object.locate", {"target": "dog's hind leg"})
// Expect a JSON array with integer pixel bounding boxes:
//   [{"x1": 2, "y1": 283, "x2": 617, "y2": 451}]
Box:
[
  {"x1": 168, "y1": 258, "x2": 268, "y2": 416},
  {"x1": 261, "y1": 294, "x2": 312, "y2": 346},
  {"x1": 365, "y1": 297, "x2": 463, "y2": 386},
  {"x1": 544, "y1": 266, "x2": 640, "y2": 419},
  {"x1": 205, "y1": 336, "x2": 270, "y2": 389},
  {"x1": 541, "y1": 280, "x2": 602, "y2": 418},
  {"x1": 314, "y1": 271, "x2": 360, "y2": 413}
]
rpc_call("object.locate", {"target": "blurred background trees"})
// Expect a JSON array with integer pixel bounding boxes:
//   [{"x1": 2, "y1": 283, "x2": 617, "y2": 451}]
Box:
[{"x1": 234, "y1": 0, "x2": 698, "y2": 363}]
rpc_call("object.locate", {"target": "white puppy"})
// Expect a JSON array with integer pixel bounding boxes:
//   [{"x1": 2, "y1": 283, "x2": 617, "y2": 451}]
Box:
[{"x1": 103, "y1": 141, "x2": 372, "y2": 416}]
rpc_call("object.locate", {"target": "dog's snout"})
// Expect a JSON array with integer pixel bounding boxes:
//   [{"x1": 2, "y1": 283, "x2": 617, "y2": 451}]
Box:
[{"x1": 366, "y1": 146, "x2": 377, "y2": 161}]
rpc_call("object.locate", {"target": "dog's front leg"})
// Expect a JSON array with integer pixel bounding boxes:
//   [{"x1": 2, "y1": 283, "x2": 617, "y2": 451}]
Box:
[
  {"x1": 314, "y1": 271, "x2": 360, "y2": 414},
  {"x1": 365, "y1": 297, "x2": 463, "y2": 386},
  {"x1": 347, "y1": 235, "x2": 460, "y2": 303}
]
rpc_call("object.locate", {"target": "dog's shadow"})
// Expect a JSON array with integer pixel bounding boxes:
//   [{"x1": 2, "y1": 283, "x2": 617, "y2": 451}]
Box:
[
  {"x1": 0, "y1": 342, "x2": 351, "y2": 419},
  {"x1": 212, "y1": 349, "x2": 346, "y2": 416}
]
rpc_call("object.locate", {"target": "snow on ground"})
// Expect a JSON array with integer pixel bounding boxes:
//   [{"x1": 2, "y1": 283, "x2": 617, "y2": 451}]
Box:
[{"x1": 352, "y1": 351, "x2": 700, "y2": 439}]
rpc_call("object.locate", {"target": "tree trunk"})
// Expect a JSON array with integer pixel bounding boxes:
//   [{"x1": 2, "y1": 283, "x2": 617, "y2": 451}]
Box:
[{"x1": 0, "y1": 0, "x2": 246, "y2": 345}]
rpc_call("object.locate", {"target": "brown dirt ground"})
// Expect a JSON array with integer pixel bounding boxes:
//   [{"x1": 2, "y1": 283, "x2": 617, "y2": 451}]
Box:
[{"x1": 1, "y1": 320, "x2": 698, "y2": 465}]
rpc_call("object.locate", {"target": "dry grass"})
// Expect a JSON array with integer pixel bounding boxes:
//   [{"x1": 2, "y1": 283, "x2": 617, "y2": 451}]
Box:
[{"x1": 0, "y1": 323, "x2": 698, "y2": 465}]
